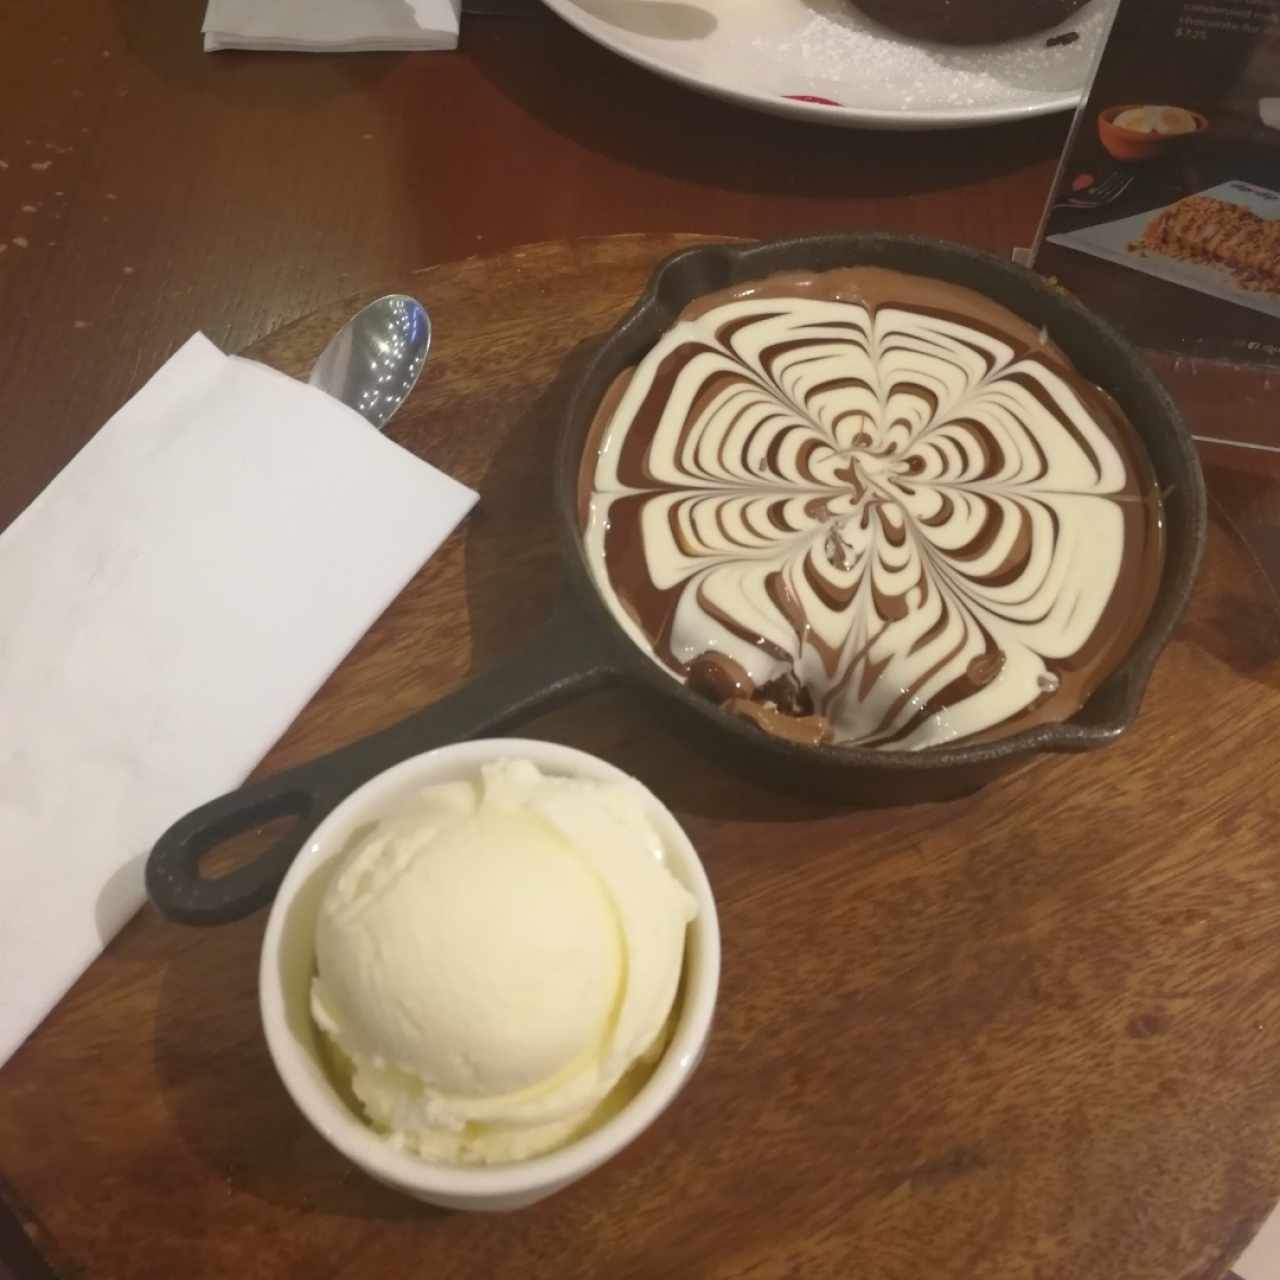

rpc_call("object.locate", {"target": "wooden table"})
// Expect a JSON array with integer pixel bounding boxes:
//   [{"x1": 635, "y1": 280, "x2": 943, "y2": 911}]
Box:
[{"x1": 2, "y1": 5, "x2": 1278, "y2": 1279}]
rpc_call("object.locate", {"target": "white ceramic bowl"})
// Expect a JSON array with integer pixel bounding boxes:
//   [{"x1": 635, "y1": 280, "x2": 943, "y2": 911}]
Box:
[{"x1": 259, "y1": 738, "x2": 720, "y2": 1211}]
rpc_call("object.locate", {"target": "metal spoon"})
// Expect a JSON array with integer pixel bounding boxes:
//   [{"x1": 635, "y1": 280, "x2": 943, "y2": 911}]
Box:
[{"x1": 308, "y1": 294, "x2": 431, "y2": 430}]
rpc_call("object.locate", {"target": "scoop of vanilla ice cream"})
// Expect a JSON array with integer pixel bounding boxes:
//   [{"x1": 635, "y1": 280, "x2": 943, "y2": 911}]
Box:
[
  {"x1": 1114, "y1": 105, "x2": 1199, "y2": 135},
  {"x1": 310, "y1": 758, "x2": 697, "y2": 1165}
]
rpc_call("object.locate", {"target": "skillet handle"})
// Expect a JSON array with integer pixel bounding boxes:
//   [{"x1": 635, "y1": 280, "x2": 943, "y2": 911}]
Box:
[{"x1": 145, "y1": 597, "x2": 616, "y2": 926}]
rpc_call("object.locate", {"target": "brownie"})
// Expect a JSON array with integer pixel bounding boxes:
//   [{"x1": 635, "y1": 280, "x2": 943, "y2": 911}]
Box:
[{"x1": 852, "y1": 0, "x2": 1089, "y2": 45}]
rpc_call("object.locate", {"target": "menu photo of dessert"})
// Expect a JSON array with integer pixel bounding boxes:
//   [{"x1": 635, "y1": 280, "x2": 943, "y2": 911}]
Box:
[
  {"x1": 1048, "y1": 179, "x2": 1280, "y2": 319},
  {"x1": 1032, "y1": 0, "x2": 1280, "y2": 374}
]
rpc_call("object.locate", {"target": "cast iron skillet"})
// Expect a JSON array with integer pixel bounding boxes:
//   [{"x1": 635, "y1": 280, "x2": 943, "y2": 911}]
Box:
[{"x1": 146, "y1": 234, "x2": 1207, "y2": 925}]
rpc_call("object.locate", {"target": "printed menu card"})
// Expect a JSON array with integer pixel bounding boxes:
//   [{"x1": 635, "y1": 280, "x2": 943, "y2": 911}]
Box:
[{"x1": 1031, "y1": 0, "x2": 1280, "y2": 451}]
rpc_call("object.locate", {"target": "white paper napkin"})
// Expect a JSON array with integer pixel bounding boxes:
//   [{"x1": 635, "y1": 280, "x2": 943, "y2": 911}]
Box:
[
  {"x1": 0, "y1": 334, "x2": 477, "y2": 1067},
  {"x1": 203, "y1": 0, "x2": 459, "y2": 52}
]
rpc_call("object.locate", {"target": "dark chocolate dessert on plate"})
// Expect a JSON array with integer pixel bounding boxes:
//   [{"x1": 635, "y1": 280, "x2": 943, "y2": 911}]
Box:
[{"x1": 852, "y1": 0, "x2": 1091, "y2": 45}]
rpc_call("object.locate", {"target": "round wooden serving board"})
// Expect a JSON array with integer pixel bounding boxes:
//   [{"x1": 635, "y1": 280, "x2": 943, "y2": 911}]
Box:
[{"x1": 2, "y1": 235, "x2": 1279, "y2": 1280}]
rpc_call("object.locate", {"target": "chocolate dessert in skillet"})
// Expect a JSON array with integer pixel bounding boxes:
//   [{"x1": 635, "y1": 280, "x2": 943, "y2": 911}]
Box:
[
  {"x1": 579, "y1": 267, "x2": 1165, "y2": 752},
  {"x1": 851, "y1": 0, "x2": 1089, "y2": 45}
]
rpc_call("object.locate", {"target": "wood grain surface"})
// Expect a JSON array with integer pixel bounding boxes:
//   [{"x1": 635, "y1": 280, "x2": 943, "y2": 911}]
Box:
[{"x1": 1, "y1": 235, "x2": 1278, "y2": 1280}]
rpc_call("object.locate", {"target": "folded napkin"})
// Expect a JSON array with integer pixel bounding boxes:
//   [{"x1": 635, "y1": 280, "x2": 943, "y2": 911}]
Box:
[
  {"x1": 0, "y1": 334, "x2": 477, "y2": 1067},
  {"x1": 203, "y1": 0, "x2": 459, "y2": 52}
]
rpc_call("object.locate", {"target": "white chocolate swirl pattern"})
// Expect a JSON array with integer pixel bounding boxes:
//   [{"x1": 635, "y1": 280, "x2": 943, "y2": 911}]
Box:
[{"x1": 581, "y1": 269, "x2": 1165, "y2": 750}]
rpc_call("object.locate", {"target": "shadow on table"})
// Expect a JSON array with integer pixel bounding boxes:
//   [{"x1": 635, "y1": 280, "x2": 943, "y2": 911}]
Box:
[
  {"x1": 151, "y1": 919, "x2": 432, "y2": 1222},
  {"x1": 459, "y1": 337, "x2": 585, "y2": 679},
  {"x1": 94, "y1": 851, "x2": 147, "y2": 945},
  {"x1": 466, "y1": 17, "x2": 1066, "y2": 201},
  {"x1": 1178, "y1": 493, "x2": 1280, "y2": 693}
]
